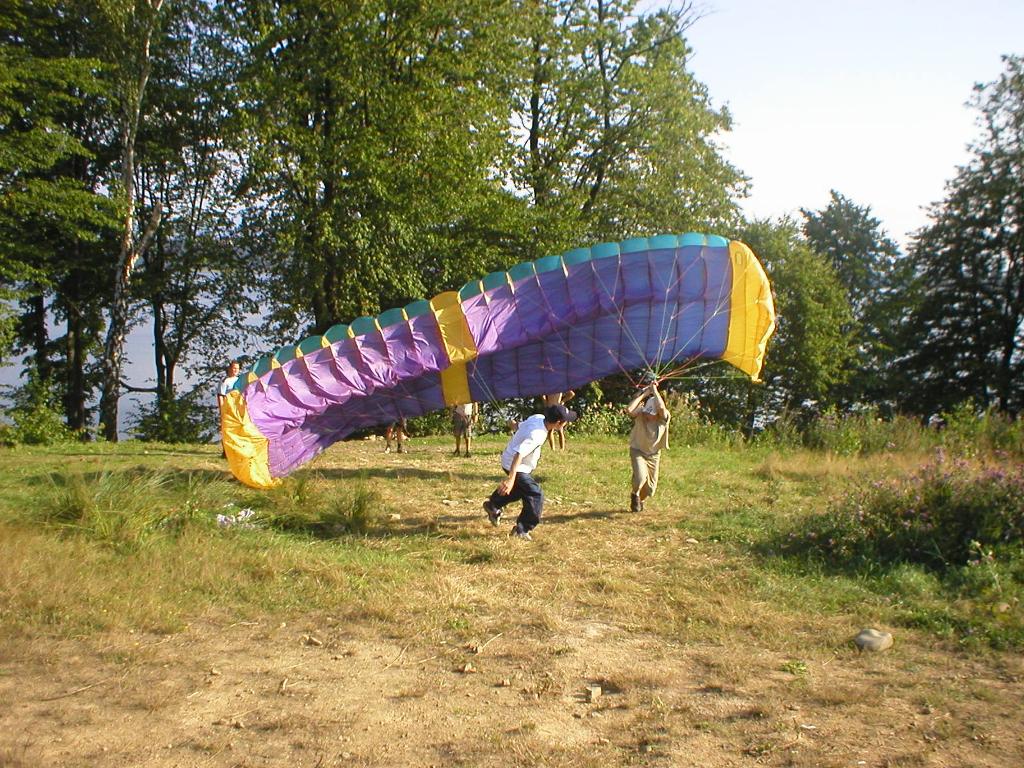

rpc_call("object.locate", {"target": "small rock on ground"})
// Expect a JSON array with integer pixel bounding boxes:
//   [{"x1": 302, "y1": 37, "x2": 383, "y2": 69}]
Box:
[{"x1": 854, "y1": 628, "x2": 893, "y2": 652}]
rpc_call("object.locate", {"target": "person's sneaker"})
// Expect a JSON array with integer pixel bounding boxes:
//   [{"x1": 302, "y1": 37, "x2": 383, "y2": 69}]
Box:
[
  {"x1": 397, "y1": 445, "x2": 405, "y2": 454},
  {"x1": 630, "y1": 492, "x2": 640, "y2": 513},
  {"x1": 510, "y1": 526, "x2": 532, "y2": 541},
  {"x1": 483, "y1": 500, "x2": 501, "y2": 527}
]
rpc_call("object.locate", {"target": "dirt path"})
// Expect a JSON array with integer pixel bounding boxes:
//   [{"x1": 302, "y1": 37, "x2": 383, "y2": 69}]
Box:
[{"x1": 2, "y1": 614, "x2": 1022, "y2": 767}]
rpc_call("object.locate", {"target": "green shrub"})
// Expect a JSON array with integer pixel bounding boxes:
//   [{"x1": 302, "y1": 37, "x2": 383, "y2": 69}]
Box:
[
  {"x1": 664, "y1": 390, "x2": 740, "y2": 447},
  {"x1": 780, "y1": 453, "x2": 1024, "y2": 570},
  {"x1": 129, "y1": 390, "x2": 218, "y2": 444},
  {"x1": 801, "y1": 407, "x2": 934, "y2": 456},
  {"x1": 758, "y1": 408, "x2": 951, "y2": 456},
  {"x1": 803, "y1": 407, "x2": 863, "y2": 455},
  {"x1": 941, "y1": 402, "x2": 1024, "y2": 457},
  {"x1": 755, "y1": 408, "x2": 803, "y2": 451},
  {"x1": 406, "y1": 409, "x2": 452, "y2": 437},
  {"x1": 0, "y1": 375, "x2": 77, "y2": 445},
  {"x1": 574, "y1": 400, "x2": 630, "y2": 436}
]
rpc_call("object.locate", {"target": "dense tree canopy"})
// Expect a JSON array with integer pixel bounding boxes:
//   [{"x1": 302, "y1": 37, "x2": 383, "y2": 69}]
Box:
[
  {"x1": 802, "y1": 191, "x2": 909, "y2": 409},
  {"x1": 0, "y1": 0, "x2": 118, "y2": 430},
  {"x1": 230, "y1": 0, "x2": 524, "y2": 338},
  {"x1": 513, "y1": 0, "x2": 744, "y2": 253},
  {"x1": 897, "y1": 55, "x2": 1024, "y2": 415}
]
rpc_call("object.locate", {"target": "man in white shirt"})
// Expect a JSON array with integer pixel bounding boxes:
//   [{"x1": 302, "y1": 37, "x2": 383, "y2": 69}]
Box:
[{"x1": 482, "y1": 403, "x2": 577, "y2": 540}]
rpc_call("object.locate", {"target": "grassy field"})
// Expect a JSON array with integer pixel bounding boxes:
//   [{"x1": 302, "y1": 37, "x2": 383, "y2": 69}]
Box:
[{"x1": 1, "y1": 436, "x2": 1021, "y2": 767}]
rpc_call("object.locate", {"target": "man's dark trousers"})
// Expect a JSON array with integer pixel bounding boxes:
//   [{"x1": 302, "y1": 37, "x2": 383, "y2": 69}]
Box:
[{"x1": 489, "y1": 471, "x2": 544, "y2": 533}]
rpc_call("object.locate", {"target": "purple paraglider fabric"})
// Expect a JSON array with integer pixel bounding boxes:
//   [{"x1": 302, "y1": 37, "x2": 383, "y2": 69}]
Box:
[{"x1": 219, "y1": 234, "x2": 775, "y2": 488}]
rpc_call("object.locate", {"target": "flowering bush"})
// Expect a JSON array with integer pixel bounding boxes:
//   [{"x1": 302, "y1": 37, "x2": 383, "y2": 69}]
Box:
[{"x1": 780, "y1": 452, "x2": 1024, "y2": 570}]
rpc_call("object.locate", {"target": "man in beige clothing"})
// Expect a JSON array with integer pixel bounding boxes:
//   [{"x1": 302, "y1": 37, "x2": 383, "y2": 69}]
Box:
[{"x1": 625, "y1": 380, "x2": 671, "y2": 513}]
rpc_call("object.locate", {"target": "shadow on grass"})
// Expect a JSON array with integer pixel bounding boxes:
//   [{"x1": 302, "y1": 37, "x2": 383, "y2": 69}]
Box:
[
  {"x1": 32, "y1": 464, "x2": 494, "y2": 490},
  {"x1": 36, "y1": 446, "x2": 219, "y2": 458},
  {"x1": 273, "y1": 505, "x2": 629, "y2": 541},
  {"x1": 536, "y1": 508, "x2": 627, "y2": 525}
]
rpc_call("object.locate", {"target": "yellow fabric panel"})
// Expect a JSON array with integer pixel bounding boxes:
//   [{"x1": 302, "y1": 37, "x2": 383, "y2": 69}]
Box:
[
  {"x1": 723, "y1": 240, "x2": 777, "y2": 382},
  {"x1": 430, "y1": 291, "x2": 477, "y2": 363},
  {"x1": 439, "y1": 362, "x2": 471, "y2": 406},
  {"x1": 220, "y1": 390, "x2": 280, "y2": 489},
  {"x1": 430, "y1": 291, "x2": 478, "y2": 405}
]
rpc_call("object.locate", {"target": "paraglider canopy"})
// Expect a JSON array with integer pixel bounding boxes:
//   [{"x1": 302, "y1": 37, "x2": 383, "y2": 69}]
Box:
[{"x1": 220, "y1": 233, "x2": 775, "y2": 488}]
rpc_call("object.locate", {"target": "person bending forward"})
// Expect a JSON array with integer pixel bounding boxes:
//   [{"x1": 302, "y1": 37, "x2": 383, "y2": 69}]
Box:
[{"x1": 482, "y1": 404, "x2": 577, "y2": 540}]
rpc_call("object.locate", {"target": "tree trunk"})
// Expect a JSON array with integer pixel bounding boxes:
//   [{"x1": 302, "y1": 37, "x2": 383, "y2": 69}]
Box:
[
  {"x1": 63, "y1": 278, "x2": 89, "y2": 433},
  {"x1": 97, "y1": 0, "x2": 165, "y2": 441},
  {"x1": 26, "y1": 292, "x2": 50, "y2": 383}
]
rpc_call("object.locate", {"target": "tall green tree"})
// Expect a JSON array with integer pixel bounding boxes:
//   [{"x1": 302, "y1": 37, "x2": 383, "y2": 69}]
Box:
[
  {"x1": 132, "y1": 0, "x2": 256, "y2": 419},
  {"x1": 742, "y1": 218, "x2": 855, "y2": 421},
  {"x1": 232, "y1": 0, "x2": 523, "y2": 338},
  {"x1": 97, "y1": 0, "x2": 168, "y2": 440},
  {"x1": 801, "y1": 190, "x2": 908, "y2": 409},
  {"x1": 897, "y1": 55, "x2": 1024, "y2": 415},
  {"x1": 513, "y1": 0, "x2": 745, "y2": 256},
  {"x1": 0, "y1": 0, "x2": 117, "y2": 429}
]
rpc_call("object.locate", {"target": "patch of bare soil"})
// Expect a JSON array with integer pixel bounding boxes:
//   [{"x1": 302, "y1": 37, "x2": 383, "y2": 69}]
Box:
[{"x1": 1, "y1": 613, "x2": 1022, "y2": 767}]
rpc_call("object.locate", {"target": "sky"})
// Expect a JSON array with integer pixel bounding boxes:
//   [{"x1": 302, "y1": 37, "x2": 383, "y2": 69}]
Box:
[{"x1": 671, "y1": 0, "x2": 1024, "y2": 247}]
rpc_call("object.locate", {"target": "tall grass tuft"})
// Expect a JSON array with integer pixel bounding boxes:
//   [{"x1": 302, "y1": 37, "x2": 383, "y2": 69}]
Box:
[
  {"x1": 46, "y1": 471, "x2": 171, "y2": 550},
  {"x1": 44, "y1": 469, "x2": 223, "y2": 550},
  {"x1": 263, "y1": 475, "x2": 383, "y2": 537}
]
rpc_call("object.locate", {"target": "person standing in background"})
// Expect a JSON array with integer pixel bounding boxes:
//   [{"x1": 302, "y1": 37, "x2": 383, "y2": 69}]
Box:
[
  {"x1": 218, "y1": 361, "x2": 241, "y2": 457},
  {"x1": 542, "y1": 390, "x2": 575, "y2": 450},
  {"x1": 451, "y1": 401, "x2": 479, "y2": 457},
  {"x1": 218, "y1": 360, "x2": 241, "y2": 409},
  {"x1": 384, "y1": 418, "x2": 408, "y2": 453}
]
